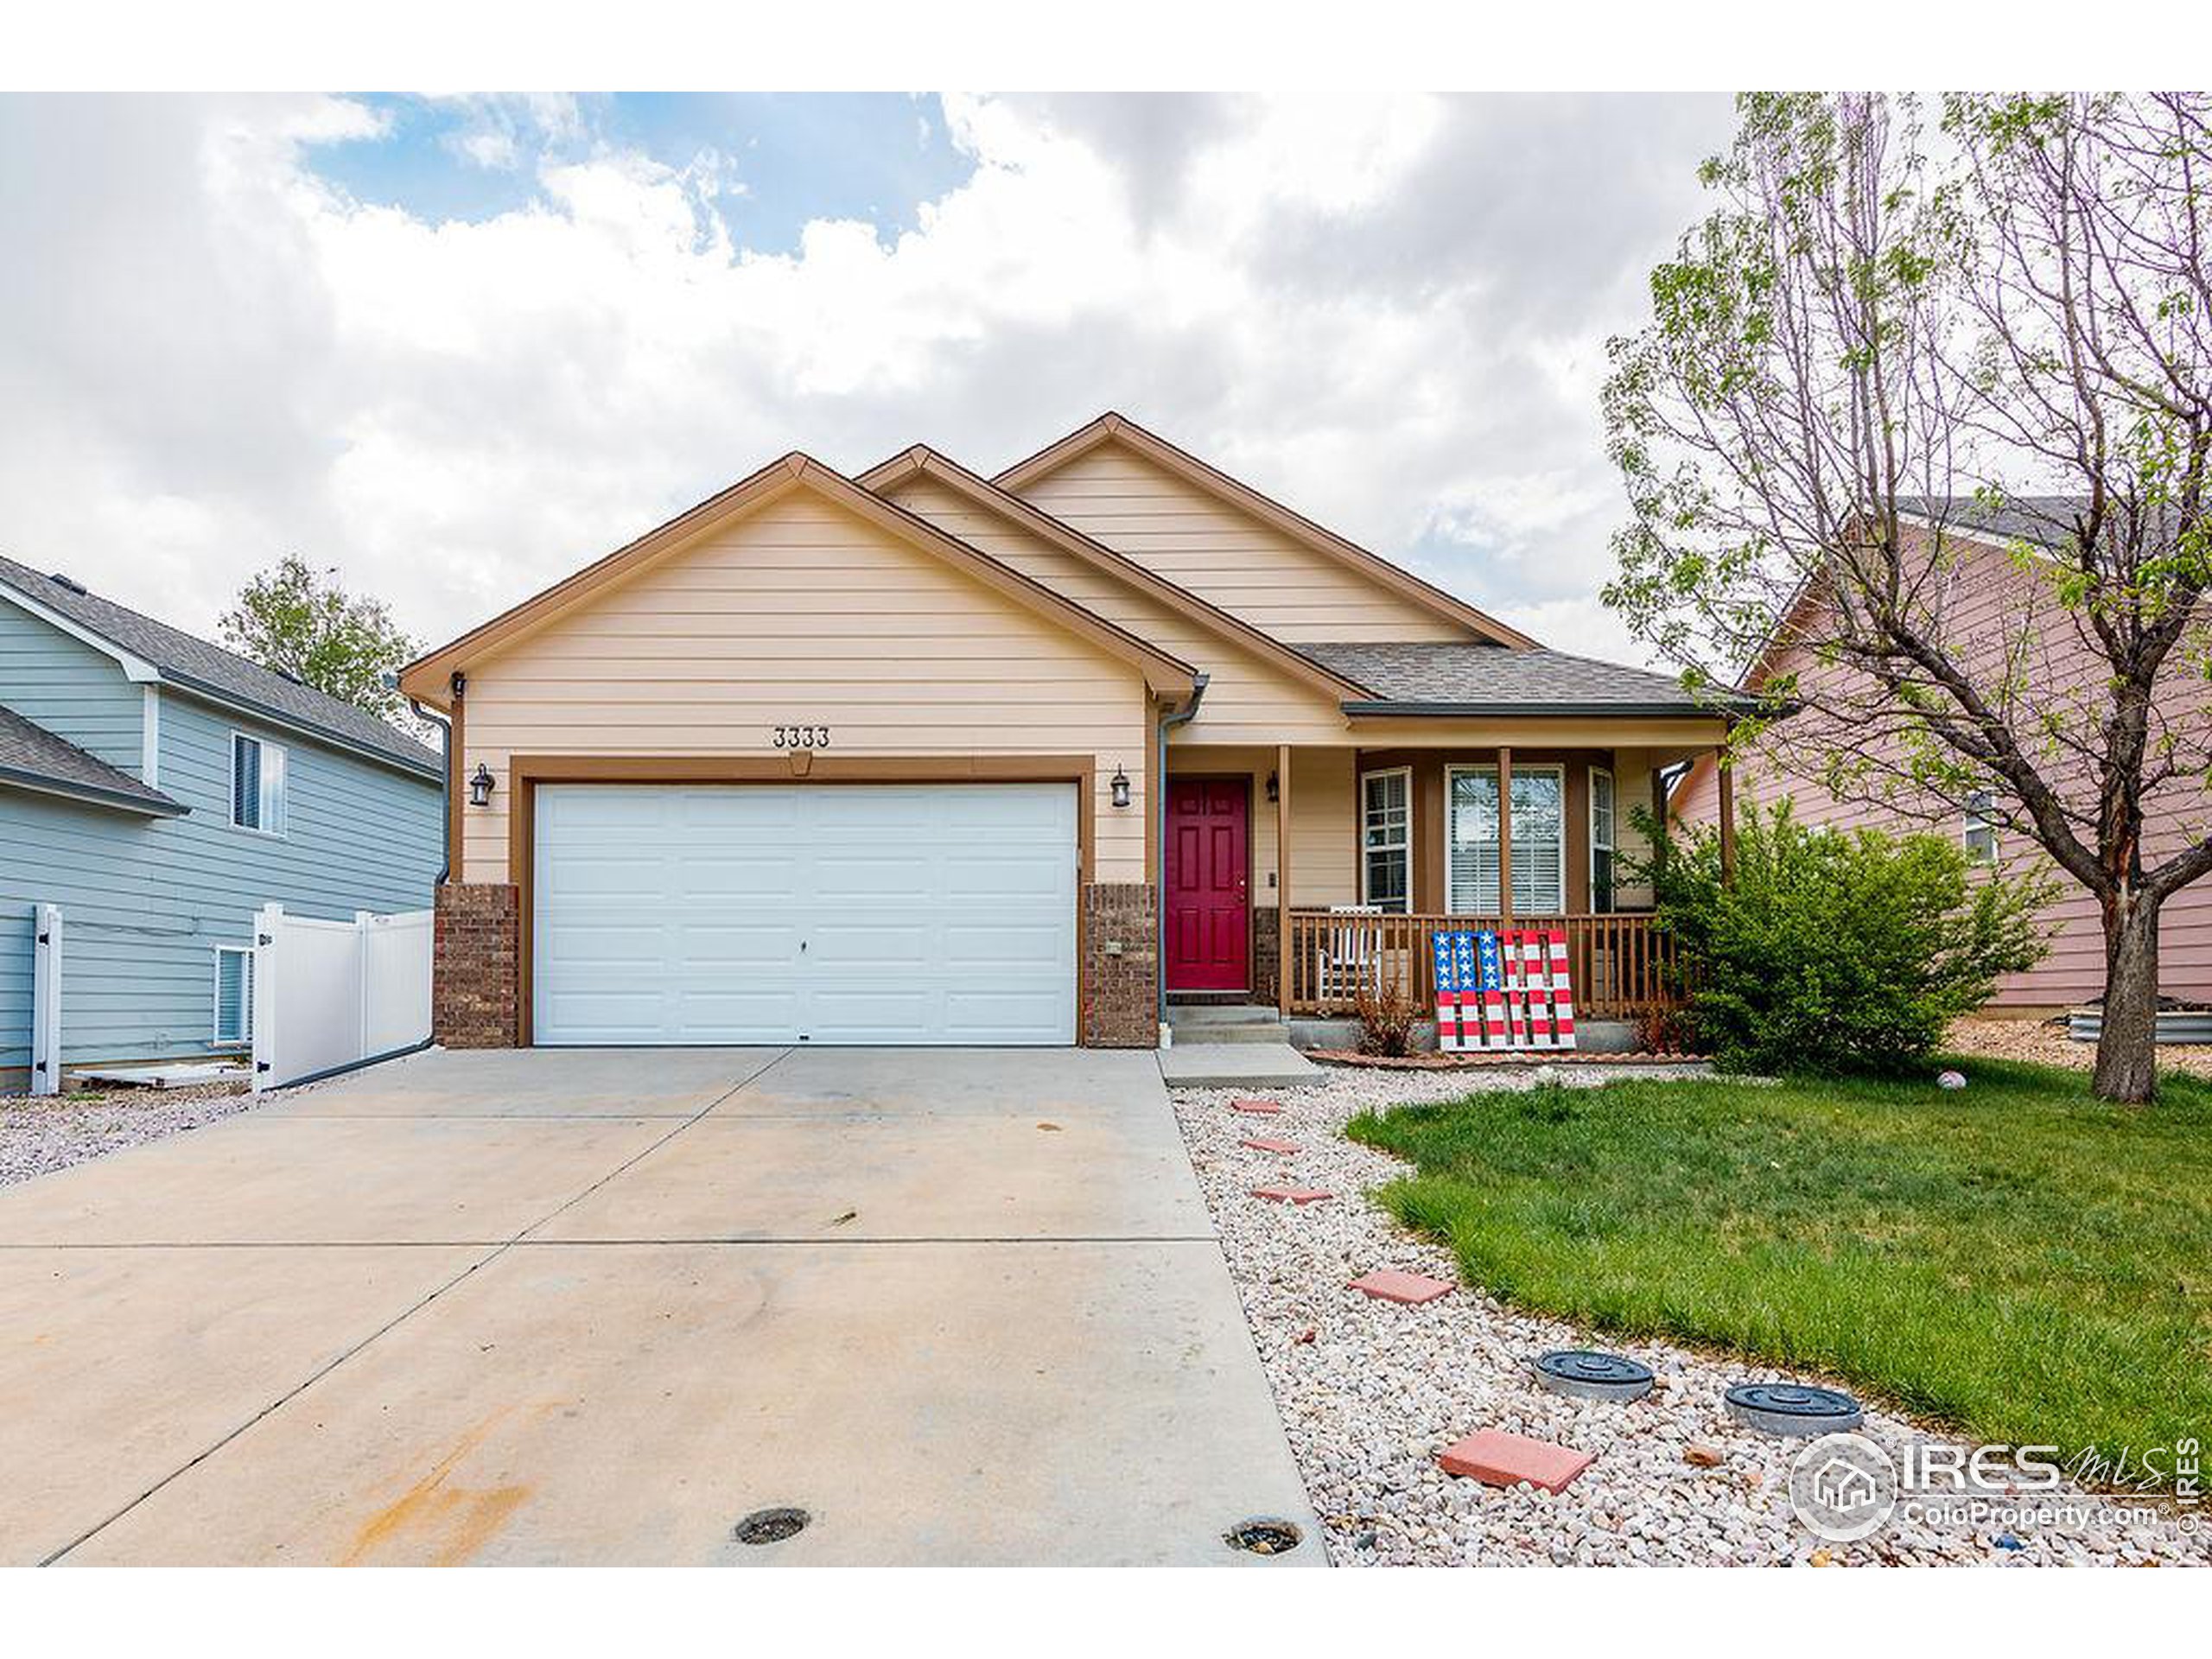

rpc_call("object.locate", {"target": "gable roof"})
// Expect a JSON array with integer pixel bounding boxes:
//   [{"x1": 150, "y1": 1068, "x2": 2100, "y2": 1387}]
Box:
[
  {"x1": 399, "y1": 453, "x2": 1199, "y2": 709},
  {"x1": 1295, "y1": 641, "x2": 1738, "y2": 718},
  {"x1": 856, "y1": 443, "x2": 1376, "y2": 702},
  {"x1": 0, "y1": 703, "x2": 186, "y2": 817},
  {"x1": 992, "y1": 412, "x2": 1539, "y2": 651},
  {"x1": 0, "y1": 554, "x2": 441, "y2": 779}
]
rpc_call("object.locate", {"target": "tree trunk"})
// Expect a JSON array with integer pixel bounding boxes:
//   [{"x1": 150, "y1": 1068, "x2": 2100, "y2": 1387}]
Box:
[{"x1": 2094, "y1": 892, "x2": 2160, "y2": 1104}]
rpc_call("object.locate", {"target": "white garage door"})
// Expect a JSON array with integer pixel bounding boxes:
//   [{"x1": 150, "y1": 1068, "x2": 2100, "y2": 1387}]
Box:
[{"x1": 531, "y1": 783, "x2": 1078, "y2": 1046}]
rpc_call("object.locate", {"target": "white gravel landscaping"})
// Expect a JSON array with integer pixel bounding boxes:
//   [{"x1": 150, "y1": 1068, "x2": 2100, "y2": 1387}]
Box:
[
  {"x1": 0, "y1": 1082, "x2": 255, "y2": 1187},
  {"x1": 1172, "y1": 1065, "x2": 2211, "y2": 1568}
]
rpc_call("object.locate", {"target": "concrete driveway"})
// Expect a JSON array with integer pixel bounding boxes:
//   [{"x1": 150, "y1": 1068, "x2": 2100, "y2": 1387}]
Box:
[{"x1": 0, "y1": 1047, "x2": 1319, "y2": 1566}]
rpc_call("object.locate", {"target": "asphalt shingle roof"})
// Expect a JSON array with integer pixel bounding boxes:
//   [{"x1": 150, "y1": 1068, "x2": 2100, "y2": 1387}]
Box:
[
  {"x1": 0, "y1": 703, "x2": 185, "y2": 814},
  {"x1": 1292, "y1": 640, "x2": 1732, "y2": 715},
  {"x1": 1901, "y1": 495, "x2": 2092, "y2": 549},
  {"x1": 0, "y1": 554, "x2": 440, "y2": 775}
]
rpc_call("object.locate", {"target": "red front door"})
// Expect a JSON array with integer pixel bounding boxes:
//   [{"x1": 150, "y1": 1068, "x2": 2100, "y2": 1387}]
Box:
[{"x1": 1166, "y1": 779, "x2": 1249, "y2": 991}]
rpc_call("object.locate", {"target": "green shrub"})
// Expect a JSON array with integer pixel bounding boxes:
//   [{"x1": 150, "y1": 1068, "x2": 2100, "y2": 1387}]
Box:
[{"x1": 1637, "y1": 800, "x2": 2049, "y2": 1076}]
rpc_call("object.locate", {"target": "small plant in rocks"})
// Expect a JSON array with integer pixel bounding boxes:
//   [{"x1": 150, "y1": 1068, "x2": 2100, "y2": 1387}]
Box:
[{"x1": 1354, "y1": 976, "x2": 1421, "y2": 1057}]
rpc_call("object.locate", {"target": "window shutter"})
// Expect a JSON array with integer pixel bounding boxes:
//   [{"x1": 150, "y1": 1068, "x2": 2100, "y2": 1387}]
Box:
[{"x1": 232, "y1": 735, "x2": 260, "y2": 829}]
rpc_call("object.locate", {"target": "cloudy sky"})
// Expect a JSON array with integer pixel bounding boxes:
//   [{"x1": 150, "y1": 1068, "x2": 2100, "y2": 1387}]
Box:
[{"x1": 0, "y1": 92, "x2": 1737, "y2": 665}]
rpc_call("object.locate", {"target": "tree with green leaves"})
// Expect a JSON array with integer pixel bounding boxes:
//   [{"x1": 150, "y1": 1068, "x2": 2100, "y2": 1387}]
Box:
[
  {"x1": 219, "y1": 555, "x2": 423, "y2": 728},
  {"x1": 1604, "y1": 92, "x2": 2211, "y2": 1103}
]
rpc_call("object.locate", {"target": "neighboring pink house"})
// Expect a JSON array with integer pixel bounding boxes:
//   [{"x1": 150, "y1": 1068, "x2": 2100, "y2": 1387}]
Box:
[{"x1": 1675, "y1": 499, "x2": 2212, "y2": 1013}]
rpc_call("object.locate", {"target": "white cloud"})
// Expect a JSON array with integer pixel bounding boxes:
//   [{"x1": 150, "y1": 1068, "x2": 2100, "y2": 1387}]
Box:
[{"x1": 0, "y1": 92, "x2": 1734, "y2": 668}]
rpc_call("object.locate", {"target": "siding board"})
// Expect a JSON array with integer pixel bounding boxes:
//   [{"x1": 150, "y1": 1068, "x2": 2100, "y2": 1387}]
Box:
[
  {"x1": 1012, "y1": 441, "x2": 1471, "y2": 644},
  {"x1": 458, "y1": 492, "x2": 1153, "y2": 885}
]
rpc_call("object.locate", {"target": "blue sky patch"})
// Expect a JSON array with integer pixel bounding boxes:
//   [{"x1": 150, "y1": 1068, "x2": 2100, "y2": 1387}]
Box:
[{"x1": 305, "y1": 92, "x2": 976, "y2": 254}]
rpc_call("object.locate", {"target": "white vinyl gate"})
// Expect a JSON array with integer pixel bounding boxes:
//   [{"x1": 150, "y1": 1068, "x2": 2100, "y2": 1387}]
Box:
[
  {"x1": 251, "y1": 905, "x2": 433, "y2": 1090},
  {"x1": 531, "y1": 783, "x2": 1078, "y2": 1046}
]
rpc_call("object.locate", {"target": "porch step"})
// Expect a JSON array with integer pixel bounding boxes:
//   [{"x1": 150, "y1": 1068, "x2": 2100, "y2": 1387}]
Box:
[
  {"x1": 1167, "y1": 1004, "x2": 1287, "y2": 1044},
  {"x1": 1158, "y1": 1043, "x2": 1320, "y2": 1090}
]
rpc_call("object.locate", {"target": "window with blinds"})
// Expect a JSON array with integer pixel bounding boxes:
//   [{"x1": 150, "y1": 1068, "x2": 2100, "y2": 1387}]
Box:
[
  {"x1": 1446, "y1": 766, "x2": 1566, "y2": 914},
  {"x1": 213, "y1": 945, "x2": 253, "y2": 1046},
  {"x1": 231, "y1": 733, "x2": 288, "y2": 834}
]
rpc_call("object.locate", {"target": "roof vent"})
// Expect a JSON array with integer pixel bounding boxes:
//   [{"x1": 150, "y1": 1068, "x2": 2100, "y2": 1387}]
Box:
[{"x1": 47, "y1": 572, "x2": 89, "y2": 596}]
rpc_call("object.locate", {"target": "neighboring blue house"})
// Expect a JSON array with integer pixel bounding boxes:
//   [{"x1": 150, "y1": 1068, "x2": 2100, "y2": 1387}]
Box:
[{"x1": 0, "y1": 555, "x2": 445, "y2": 1089}]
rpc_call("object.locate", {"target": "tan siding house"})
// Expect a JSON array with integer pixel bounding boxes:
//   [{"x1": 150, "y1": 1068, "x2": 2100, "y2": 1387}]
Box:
[
  {"x1": 404, "y1": 415, "x2": 1728, "y2": 1051},
  {"x1": 1675, "y1": 513, "x2": 2212, "y2": 1012}
]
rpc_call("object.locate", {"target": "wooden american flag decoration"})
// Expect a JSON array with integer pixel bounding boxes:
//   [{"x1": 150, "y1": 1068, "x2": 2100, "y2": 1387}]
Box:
[{"x1": 1432, "y1": 928, "x2": 1577, "y2": 1052}]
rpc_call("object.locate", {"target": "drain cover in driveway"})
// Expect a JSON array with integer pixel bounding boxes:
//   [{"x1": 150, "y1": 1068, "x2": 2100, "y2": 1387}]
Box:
[{"x1": 734, "y1": 1507, "x2": 810, "y2": 1545}]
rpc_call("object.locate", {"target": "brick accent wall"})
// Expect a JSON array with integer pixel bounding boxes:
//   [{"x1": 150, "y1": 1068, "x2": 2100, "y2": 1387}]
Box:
[
  {"x1": 434, "y1": 882, "x2": 519, "y2": 1048},
  {"x1": 1250, "y1": 905, "x2": 1281, "y2": 1006},
  {"x1": 1081, "y1": 882, "x2": 1159, "y2": 1048}
]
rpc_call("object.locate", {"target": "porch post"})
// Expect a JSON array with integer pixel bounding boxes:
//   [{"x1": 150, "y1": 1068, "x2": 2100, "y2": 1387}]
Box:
[
  {"x1": 1276, "y1": 743, "x2": 1292, "y2": 1015},
  {"x1": 1716, "y1": 752, "x2": 1737, "y2": 887},
  {"x1": 1496, "y1": 746, "x2": 1514, "y2": 928}
]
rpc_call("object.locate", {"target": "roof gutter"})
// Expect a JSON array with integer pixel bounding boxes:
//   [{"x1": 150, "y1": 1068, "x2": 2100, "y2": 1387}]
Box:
[
  {"x1": 1340, "y1": 699, "x2": 1744, "y2": 720},
  {"x1": 1154, "y1": 674, "x2": 1209, "y2": 1037},
  {"x1": 156, "y1": 668, "x2": 443, "y2": 781},
  {"x1": 0, "y1": 765, "x2": 188, "y2": 817}
]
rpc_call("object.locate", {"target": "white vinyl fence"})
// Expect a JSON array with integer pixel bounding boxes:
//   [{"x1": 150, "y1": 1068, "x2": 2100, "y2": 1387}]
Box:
[{"x1": 251, "y1": 904, "x2": 433, "y2": 1090}]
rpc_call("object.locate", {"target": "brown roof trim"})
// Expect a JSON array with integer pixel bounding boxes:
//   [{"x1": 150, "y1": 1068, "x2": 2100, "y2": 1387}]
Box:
[
  {"x1": 400, "y1": 452, "x2": 1198, "y2": 708},
  {"x1": 857, "y1": 444, "x2": 1376, "y2": 702},
  {"x1": 991, "y1": 411, "x2": 1540, "y2": 651}
]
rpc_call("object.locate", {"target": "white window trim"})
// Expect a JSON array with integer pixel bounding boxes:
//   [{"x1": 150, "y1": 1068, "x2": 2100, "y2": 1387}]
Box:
[
  {"x1": 1446, "y1": 762, "x2": 1568, "y2": 915},
  {"x1": 1963, "y1": 789, "x2": 1999, "y2": 864},
  {"x1": 1589, "y1": 764, "x2": 1616, "y2": 913},
  {"x1": 228, "y1": 729, "x2": 289, "y2": 837},
  {"x1": 1359, "y1": 766, "x2": 1413, "y2": 912},
  {"x1": 212, "y1": 944, "x2": 253, "y2": 1047}
]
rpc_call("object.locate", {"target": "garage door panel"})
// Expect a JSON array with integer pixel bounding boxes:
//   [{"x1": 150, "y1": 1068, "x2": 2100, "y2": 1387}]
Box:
[
  {"x1": 810, "y1": 857, "x2": 935, "y2": 901},
  {"x1": 534, "y1": 783, "x2": 1077, "y2": 1046},
  {"x1": 676, "y1": 923, "x2": 805, "y2": 966},
  {"x1": 941, "y1": 989, "x2": 1072, "y2": 1040}
]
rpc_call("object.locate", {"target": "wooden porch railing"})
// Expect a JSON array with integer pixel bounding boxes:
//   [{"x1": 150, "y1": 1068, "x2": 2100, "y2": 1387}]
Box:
[{"x1": 1285, "y1": 911, "x2": 1681, "y2": 1020}]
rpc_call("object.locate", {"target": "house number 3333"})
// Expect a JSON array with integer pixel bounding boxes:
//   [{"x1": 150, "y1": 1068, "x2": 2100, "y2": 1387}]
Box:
[{"x1": 772, "y1": 725, "x2": 830, "y2": 749}]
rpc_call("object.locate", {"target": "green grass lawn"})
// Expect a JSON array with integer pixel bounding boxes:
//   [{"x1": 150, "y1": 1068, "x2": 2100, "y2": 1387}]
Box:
[{"x1": 1348, "y1": 1058, "x2": 2212, "y2": 1485}]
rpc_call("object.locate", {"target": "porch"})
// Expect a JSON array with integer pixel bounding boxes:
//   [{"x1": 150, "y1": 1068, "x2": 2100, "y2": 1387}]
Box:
[
  {"x1": 1283, "y1": 908, "x2": 1677, "y2": 1018},
  {"x1": 1161, "y1": 729, "x2": 1731, "y2": 1026}
]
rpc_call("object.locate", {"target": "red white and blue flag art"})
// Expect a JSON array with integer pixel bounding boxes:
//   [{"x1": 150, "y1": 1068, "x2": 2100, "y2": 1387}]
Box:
[{"x1": 1433, "y1": 927, "x2": 1578, "y2": 1053}]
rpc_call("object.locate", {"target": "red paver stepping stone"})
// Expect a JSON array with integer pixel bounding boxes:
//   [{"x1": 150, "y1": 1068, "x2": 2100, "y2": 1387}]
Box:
[
  {"x1": 1251, "y1": 1185, "x2": 1333, "y2": 1205},
  {"x1": 1436, "y1": 1429, "x2": 1593, "y2": 1493},
  {"x1": 1349, "y1": 1268, "x2": 1454, "y2": 1306},
  {"x1": 1239, "y1": 1135, "x2": 1302, "y2": 1154},
  {"x1": 1230, "y1": 1097, "x2": 1285, "y2": 1116}
]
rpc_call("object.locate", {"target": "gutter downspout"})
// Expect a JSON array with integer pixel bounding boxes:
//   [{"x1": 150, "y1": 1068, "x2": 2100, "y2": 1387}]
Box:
[
  {"x1": 404, "y1": 689, "x2": 453, "y2": 887},
  {"x1": 1154, "y1": 673, "x2": 1209, "y2": 1043}
]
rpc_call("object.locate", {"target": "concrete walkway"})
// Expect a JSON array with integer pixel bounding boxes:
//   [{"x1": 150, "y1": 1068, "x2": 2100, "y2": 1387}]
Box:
[{"x1": 0, "y1": 1046, "x2": 1319, "y2": 1567}]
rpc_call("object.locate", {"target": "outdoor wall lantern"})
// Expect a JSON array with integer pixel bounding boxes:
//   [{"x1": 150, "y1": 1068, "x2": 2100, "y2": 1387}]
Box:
[
  {"x1": 1265, "y1": 770, "x2": 1279, "y2": 803},
  {"x1": 467, "y1": 762, "x2": 497, "y2": 807},
  {"x1": 1109, "y1": 766, "x2": 1132, "y2": 809}
]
